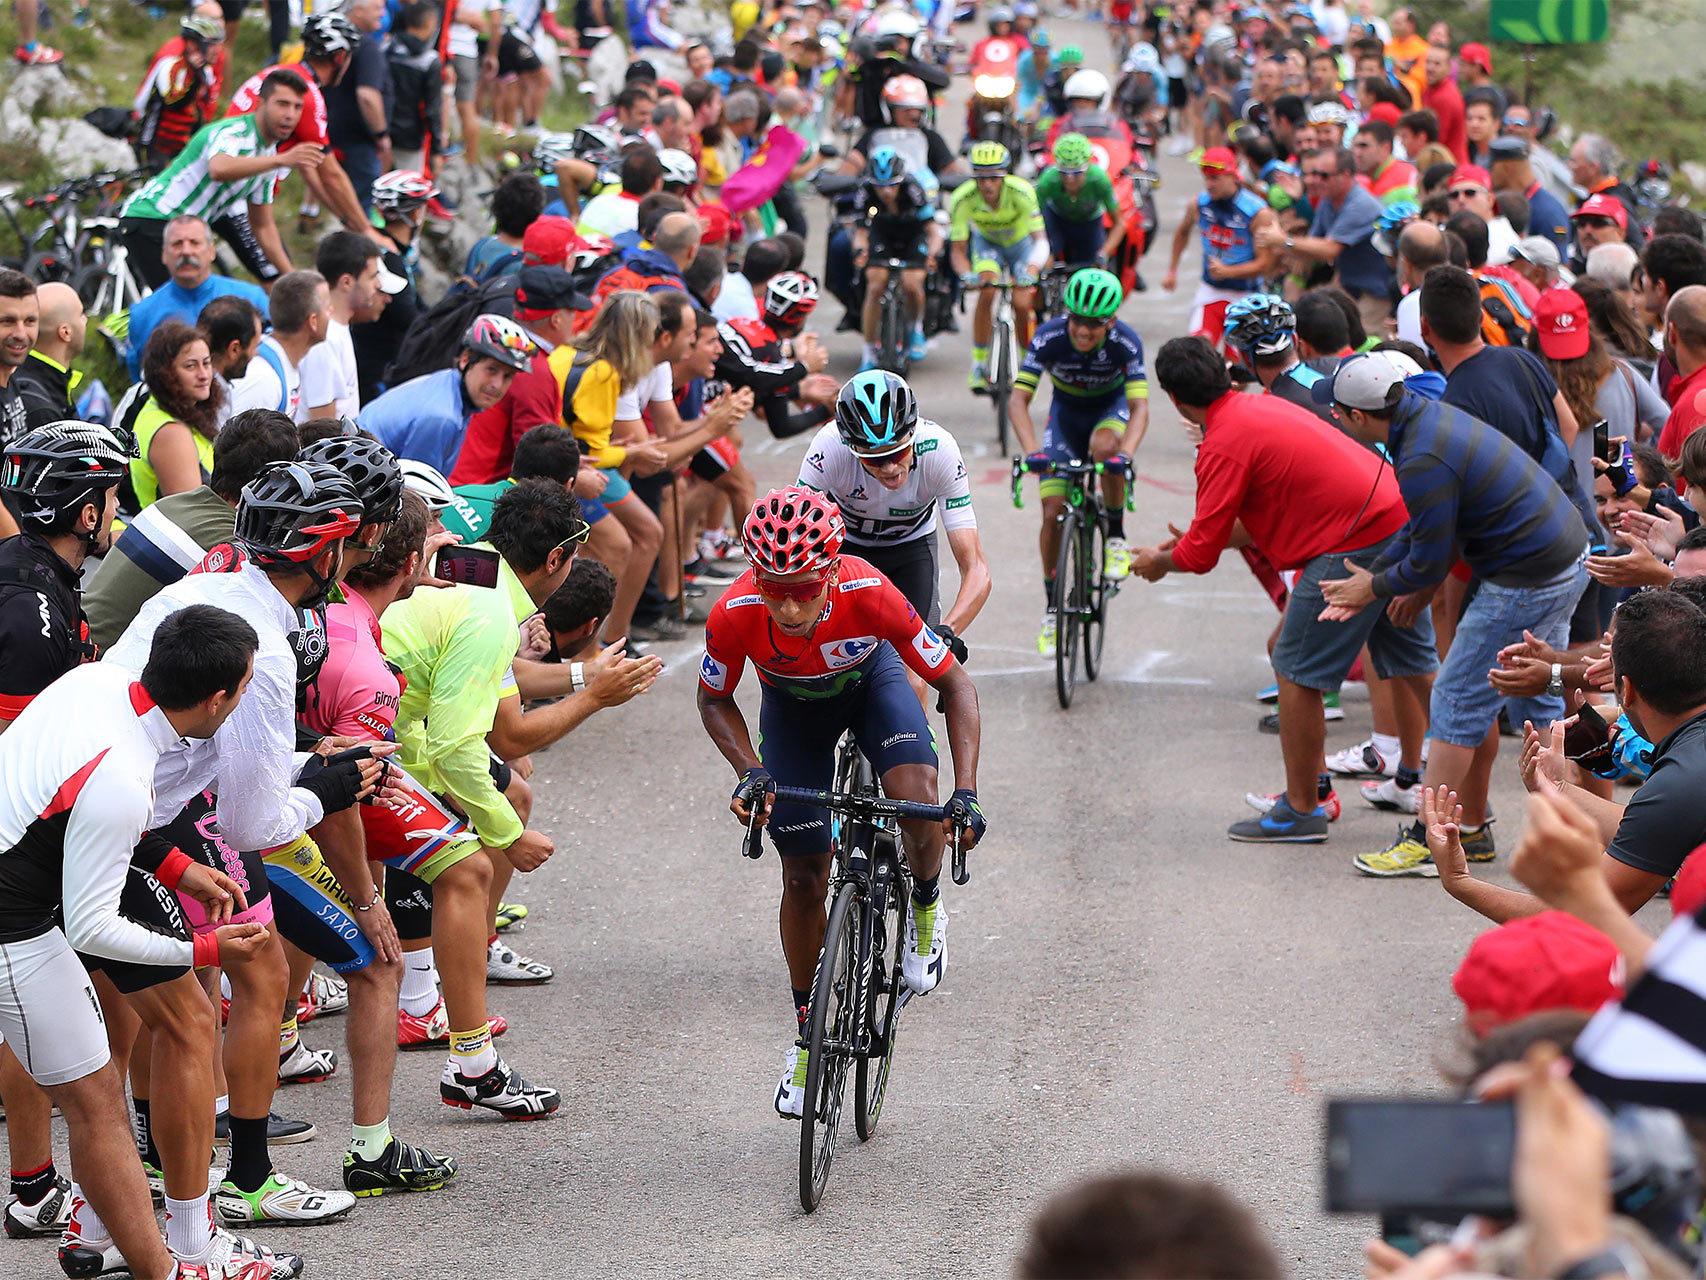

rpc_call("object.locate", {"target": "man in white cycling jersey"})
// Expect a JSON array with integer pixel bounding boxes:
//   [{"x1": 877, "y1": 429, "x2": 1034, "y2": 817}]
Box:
[{"x1": 797, "y1": 370, "x2": 992, "y2": 680}]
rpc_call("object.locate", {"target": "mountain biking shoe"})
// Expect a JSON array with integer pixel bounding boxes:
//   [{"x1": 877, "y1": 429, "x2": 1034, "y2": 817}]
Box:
[
  {"x1": 1361, "y1": 777, "x2": 1421, "y2": 814},
  {"x1": 277, "y1": 1040, "x2": 337, "y2": 1085},
  {"x1": 1244, "y1": 789, "x2": 1341, "y2": 821},
  {"x1": 775, "y1": 1043, "x2": 808, "y2": 1119},
  {"x1": 440, "y1": 1057, "x2": 560, "y2": 1119},
  {"x1": 215, "y1": 1173, "x2": 354, "y2": 1226},
  {"x1": 487, "y1": 938, "x2": 552, "y2": 983},
  {"x1": 5, "y1": 1174, "x2": 70, "y2": 1237},
  {"x1": 1037, "y1": 611, "x2": 1056, "y2": 656},
  {"x1": 57, "y1": 1220, "x2": 124, "y2": 1278},
  {"x1": 342, "y1": 1138, "x2": 459, "y2": 1197},
  {"x1": 902, "y1": 897, "x2": 947, "y2": 994},
  {"x1": 213, "y1": 1112, "x2": 315, "y2": 1146}
]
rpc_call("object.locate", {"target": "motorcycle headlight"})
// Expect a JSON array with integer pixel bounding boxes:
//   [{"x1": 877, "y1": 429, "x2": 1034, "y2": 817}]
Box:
[{"x1": 973, "y1": 74, "x2": 1016, "y2": 99}]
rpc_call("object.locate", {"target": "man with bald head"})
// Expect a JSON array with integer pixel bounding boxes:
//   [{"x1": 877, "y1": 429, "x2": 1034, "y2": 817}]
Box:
[
  {"x1": 1395, "y1": 218, "x2": 1449, "y2": 346},
  {"x1": 1657, "y1": 286, "x2": 1706, "y2": 457},
  {"x1": 124, "y1": 213, "x2": 269, "y2": 378},
  {"x1": 13, "y1": 282, "x2": 86, "y2": 429}
]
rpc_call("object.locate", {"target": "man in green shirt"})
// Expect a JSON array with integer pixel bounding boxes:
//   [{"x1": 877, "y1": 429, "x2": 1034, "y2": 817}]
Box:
[
  {"x1": 83, "y1": 408, "x2": 299, "y2": 649},
  {"x1": 439, "y1": 424, "x2": 580, "y2": 545},
  {"x1": 1035, "y1": 132, "x2": 1127, "y2": 269}
]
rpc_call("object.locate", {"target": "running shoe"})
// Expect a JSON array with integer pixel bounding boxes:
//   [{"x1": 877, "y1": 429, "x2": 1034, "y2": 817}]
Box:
[
  {"x1": 296, "y1": 970, "x2": 347, "y2": 1023},
  {"x1": 775, "y1": 1043, "x2": 808, "y2": 1119},
  {"x1": 1037, "y1": 611, "x2": 1056, "y2": 657},
  {"x1": 1361, "y1": 777, "x2": 1421, "y2": 814},
  {"x1": 342, "y1": 1138, "x2": 459, "y2": 1198},
  {"x1": 902, "y1": 897, "x2": 946, "y2": 994},
  {"x1": 14, "y1": 44, "x2": 63, "y2": 65},
  {"x1": 908, "y1": 327, "x2": 928, "y2": 362},
  {"x1": 1243, "y1": 789, "x2": 1341, "y2": 821},
  {"x1": 277, "y1": 1040, "x2": 337, "y2": 1085},
  {"x1": 214, "y1": 1173, "x2": 355, "y2": 1226},
  {"x1": 57, "y1": 1214, "x2": 123, "y2": 1278},
  {"x1": 1460, "y1": 824, "x2": 1496, "y2": 863},
  {"x1": 1353, "y1": 826, "x2": 1434, "y2": 877},
  {"x1": 967, "y1": 365, "x2": 988, "y2": 392},
  {"x1": 213, "y1": 1112, "x2": 316, "y2": 1146},
  {"x1": 4, "y1": 1174, "x2": 69, "y2": 1237},
  {"x1": 439, "y1": 1056, "x2": 560, "y2": 1119},
  {"x1": 487, "y1": 939, "x2": 552, "y2": 983},
  {"x1": 1103, "y1": 536, "x2": 1133, "y2": 581},
  {"x1": 1254, "y1": 682, "x2": 1278, "y2": 704},
  {"x1": 1227, "y1": 798, "x2": 1329, "y2": 843},
  {"x1": 183, "y1": 1227, "x2": 303, "y2": 1280},
  {"x1": 493, "y1": 901, "x2": 528, "y2": 931},
  {"x1": 1327, "y1": 737, "x2": 1395, "y2": 779}
]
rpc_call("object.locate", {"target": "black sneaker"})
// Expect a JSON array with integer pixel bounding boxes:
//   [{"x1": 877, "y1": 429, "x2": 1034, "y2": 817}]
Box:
[
  {"x1": 1226, "y1": 798, "x2": 1330, "y2": 844},
  {"x1": 1460, "y1": 823, "x2": 1496, "y2": 863},
  {"x1": 213, "y1": 1111, "x2": 316, "y2": 1146},
  {"x1": 342, "y1": 1137, "x2": 459, "y2": 1197}
]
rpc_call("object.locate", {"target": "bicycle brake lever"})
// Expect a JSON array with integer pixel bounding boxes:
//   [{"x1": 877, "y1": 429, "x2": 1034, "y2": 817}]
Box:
[
  {"x1": 950, "y1": 828, "x2": 969, "y2": 886},
  {"x1": 741, "y1": 808, "x2": 765, "y2": 860}
]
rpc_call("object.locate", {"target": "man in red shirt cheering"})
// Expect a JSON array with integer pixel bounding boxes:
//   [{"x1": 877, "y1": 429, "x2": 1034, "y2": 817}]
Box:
[{"x1": 1128, "y1": 338, "x2": 1437, "y2": 844}]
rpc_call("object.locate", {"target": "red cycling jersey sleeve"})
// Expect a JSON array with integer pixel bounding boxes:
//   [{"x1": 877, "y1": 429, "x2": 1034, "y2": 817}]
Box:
[{"x1": 699, "y1": 555, "x2": 954, "y2": 700}]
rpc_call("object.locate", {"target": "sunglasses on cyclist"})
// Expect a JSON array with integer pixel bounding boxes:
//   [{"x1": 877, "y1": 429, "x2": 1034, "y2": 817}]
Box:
[
  {"x1": 754, "y1": 572, "x2": 830, "y2": 602},
  {"x1": 1067, "y1": 314, "x2": 1111, "y2": 330},
  {"x1": 854, "y1": 442, "x2": 913, "y2": 467}
]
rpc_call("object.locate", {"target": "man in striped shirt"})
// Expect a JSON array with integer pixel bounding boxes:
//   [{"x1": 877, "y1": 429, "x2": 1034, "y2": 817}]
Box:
[
  {"x1": 1315, "y1": 352, "x2": 1589, "y2": 878},
  {"x1": 117, "y1": 69, "x2": 322, "y2": 290}
]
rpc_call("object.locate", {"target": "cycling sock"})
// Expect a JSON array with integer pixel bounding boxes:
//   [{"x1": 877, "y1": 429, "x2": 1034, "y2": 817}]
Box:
[
  {"x1": 449, "y1": 1025, "x2": 497, "y2": 1075},
  {"x1": 972, "y1": 344, "x2": 989, "y2": 367},
  {"x1": 1043, "y1": 576, "x2": 1055, "y2": 607},
  {"x1": 214, "y1": 1093, "x2": 228, "y2": 1118},
  {"x1": 349, "y1": 1118, "x2": 392, "y2": 1160},
  {"x1": 164, "y1": 1193, "x2": 214, "y2": 1258},
  {"x1": 1371, "y1": 731, "x2": 1401, "y2": 761},
  {"x1": 400, "y1": 947, "x2": 440, "y2": 1017},
  {"x1": 132, "y1": 1097, "x2": 161, "y2": 1167},
  {"x1": 1395, "y1": 764, "x2": 1421, "y2": 790},
  {"x1": 277, "y1": 1016, "x2": 299, "y2": 1058},
  {"x1": 791, "y1": 987, "x2": 811, "y2": 1033},
  {"x1": 68, "y1": 1183, "x2": 105, "y2": 1239},
  {"x1": 912, "y1": 873, "x2": 940, "y2": 907},
  {"x1": 1317, "y1": 773, "x2": 1333, "y2": 801},
  {"x1": 10, "y1": 1159, "x2": 54, "y2": 1204},
  {"x1": 225, "y1": 1116, "x2": 272, "y2": 1194},
  {"x1": 1107, "y1": 510, "x2": 1126, "y2": 539}
]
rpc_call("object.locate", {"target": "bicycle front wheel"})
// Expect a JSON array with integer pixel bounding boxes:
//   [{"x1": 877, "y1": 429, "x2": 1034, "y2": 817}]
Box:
[
  {"x1": 799, "y1": 882, "x2": 860, "y2": 1212},
  {"x1": 1053, "y1": 509, "x2": 1081, "y2": 709},
  {"x1": 992, "y1": 318, "x2": 1013, "y2": 455},
  {"x1": 1082, "y1": 515, "x2": 1109, "y2": 681},
  {"x1": 879, "y1": 287, "x2": 908, "y2": 375},
  {"x1": 855, "y1": 841, "x2": 906, "y2": 1141}
]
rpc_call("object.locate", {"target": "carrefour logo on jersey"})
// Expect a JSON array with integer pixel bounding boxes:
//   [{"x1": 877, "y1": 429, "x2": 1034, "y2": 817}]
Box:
[
  {"x1": 821, "y1": 636, "x2": 878, "y2": 670},
  {"x1": 700, "y1": 653, "x2": 729, "y2": 692},
  {"x1": 914, "y1": 626, "x2": 950, "y2": 667}
]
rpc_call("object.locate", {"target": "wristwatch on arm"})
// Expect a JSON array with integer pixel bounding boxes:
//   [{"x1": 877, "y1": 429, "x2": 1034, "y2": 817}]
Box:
[{"x1": 1547, "y1": 663, "x2": 1565, "y2": 697}]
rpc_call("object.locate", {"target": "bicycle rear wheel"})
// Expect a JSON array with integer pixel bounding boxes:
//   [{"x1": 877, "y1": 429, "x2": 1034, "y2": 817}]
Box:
[
  {"x1": 1053, "y1": 509, "x2": 1081, "y2": 709},
  {"x1": 992, "y1": 317, "x2": 1013, "y2": 455},
  {"x1": 1082, "y1": 514, "x2": 1109, "y2": 681},
  {"x1": 854, "y1": 836, "x2": 906, "y2": 1141},
  {"x1": 22, "y1": 248, "x2": 75, "y2": 286},
  {"x1": 800, "y1": 882, "x2": 860, "y2": 1212}
]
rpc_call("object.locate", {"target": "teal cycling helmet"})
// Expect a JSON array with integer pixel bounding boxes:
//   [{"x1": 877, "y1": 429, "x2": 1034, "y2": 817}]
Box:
[
  {"x1": 869, "y1": 146, "x2": 907, "y2": 186},
  {"x1": 1223, "y1": 293, "x2": 1297, "y2": 357},
  {"x1": 1373, "y1": 200, "x2": 1420, "y2": 256},
  {"x1": 835, "y1": 370, "x2": 918, "y2": 457}
]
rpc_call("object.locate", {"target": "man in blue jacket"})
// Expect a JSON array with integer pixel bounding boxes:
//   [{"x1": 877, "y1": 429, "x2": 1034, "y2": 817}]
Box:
[{"x1": 125, "y1": 215, "x2": 268, "y2": 379}]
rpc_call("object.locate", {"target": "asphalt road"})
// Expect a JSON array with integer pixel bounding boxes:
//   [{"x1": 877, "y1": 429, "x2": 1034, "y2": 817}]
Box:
[{"x1": 5, "y1": 20, "x2": 1570, "y2": 1280}]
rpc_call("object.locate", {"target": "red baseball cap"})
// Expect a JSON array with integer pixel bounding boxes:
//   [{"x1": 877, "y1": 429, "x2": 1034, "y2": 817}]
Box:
[
  {"x1": 696, "y1": 201, "x2": 738, "y2": 246},
  {"x1": 1672, "y1": 843, "x2": 1706, "y2": 918},
  {"x1": 1452, "y1": 910, "x2": 1623, "y2": 1036},
  {"x1": 1449, "y1": 163, "x2": 1492, "y2": 191},
  {"x1": 1534, "y1": 288, "x2": 1591, "y2": 360},
  {"x1": 1366, "y1": 101, "x2": 1401, "y2": 127},
  {"x1": 522, "y1": 215, "x2": 580, "y2": 266},
  {"x1": 1198, "y1": 145, "x2": 1239, "y2": 175},
  {"x1": 1573, "y1": 193, "x2": 1629, "y2": 229},
  {"x1": 1458, "y1": 42, "x2": 1492, "y2": 73}
]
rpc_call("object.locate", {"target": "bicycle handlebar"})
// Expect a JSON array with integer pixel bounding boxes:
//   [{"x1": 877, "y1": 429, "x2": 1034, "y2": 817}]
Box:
[
  {"x1": 1010, "y1": 455, "x2": 1134, "y2": 509},
  {"x1": 741, "y1": 786, "x2": 969, "y2": 884}
]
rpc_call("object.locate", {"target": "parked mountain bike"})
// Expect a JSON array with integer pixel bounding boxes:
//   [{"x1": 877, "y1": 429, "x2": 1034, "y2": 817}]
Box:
[
  {"x1": 741, "y1": 745, "x2": 966, "y2": 1212},
  {"x1": 1012, "y1": 455, "x2": 1134, "y2": 708}
]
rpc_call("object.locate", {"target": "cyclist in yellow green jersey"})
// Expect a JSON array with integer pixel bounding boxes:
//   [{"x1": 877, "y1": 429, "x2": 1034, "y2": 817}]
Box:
[{"x1": 949, "y1": 141, "x2": 1048, "y2": 392}]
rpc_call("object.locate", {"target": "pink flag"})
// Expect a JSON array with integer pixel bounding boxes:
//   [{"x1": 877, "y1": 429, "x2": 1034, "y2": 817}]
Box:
[{"x1": 720, "y1": 124, "x2": 808, "y2": 215}]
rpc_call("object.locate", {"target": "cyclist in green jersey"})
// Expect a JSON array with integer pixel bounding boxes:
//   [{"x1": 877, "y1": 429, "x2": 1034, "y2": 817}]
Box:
[
  {"x1": 949, "y1": 141, "x2": 1048, "y2": 392},
  {"x1": 1035, "y1": 132, "x2": 1127, "y2": 269}
]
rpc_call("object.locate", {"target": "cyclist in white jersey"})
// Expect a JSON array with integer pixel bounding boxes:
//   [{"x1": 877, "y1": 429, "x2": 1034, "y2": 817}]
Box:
[{"x1": 798, "y1": 371, "x2": 991, "y2": 651}]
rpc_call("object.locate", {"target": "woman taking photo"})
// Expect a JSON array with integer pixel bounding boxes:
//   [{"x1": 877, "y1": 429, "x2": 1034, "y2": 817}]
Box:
[
  {"x1": 130, "y1": 319, "x2": 225, "y2": 508},
  {"x1": 551, "y1": 289, "x2": 670, "y2": 652}
]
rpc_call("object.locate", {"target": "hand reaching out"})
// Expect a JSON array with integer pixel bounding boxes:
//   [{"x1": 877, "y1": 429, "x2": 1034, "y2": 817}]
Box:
[
  {"x1": 1519, "y1": 720, "x2": 1568, "y2": 795},
  {"x1": 1420, "y1": 784, "x2": 1468, "y2": 887}
]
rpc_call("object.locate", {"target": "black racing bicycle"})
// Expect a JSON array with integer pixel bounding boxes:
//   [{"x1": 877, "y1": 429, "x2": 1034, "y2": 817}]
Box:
[
  {"x1": 742, "y1": 742, "x2": 967, "y2": 1212},
  {"x1": 1012, "y1": 455, "x2": 1135, "y2": 708}
]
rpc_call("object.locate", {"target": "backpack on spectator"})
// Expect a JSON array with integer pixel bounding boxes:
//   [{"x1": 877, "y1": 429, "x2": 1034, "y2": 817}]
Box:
[
  {"x1": 384, "y1": 273, "x2": 519, "y2": 388},
  {"x1": 569, "y1": 262, "x2": 683, "y2": 334},
  {"x1": 1477, "y1": 273, "x2": 1533, "y2": 347}
]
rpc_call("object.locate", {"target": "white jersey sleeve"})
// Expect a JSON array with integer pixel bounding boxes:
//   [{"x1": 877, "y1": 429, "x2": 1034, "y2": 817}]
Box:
[
  {"x1": 916, "y1": 423, "x2": 976, "y2": 532},
  {"x1": 213, "y1": 648, "x2": 324, "y2": 852}
]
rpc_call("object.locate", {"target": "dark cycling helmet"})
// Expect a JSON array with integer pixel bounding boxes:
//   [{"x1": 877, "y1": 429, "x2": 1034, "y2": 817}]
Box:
[
  {"x1": 461, "y1": 314, "x2": 537, "y2": 372},
  {"x1": 302, "y1": 12, "x2": 360, "y2": 61},
  {"x1": 836, "y1": 370, "x2": 918, "y2": 457},
  {"x1": 235, "y1": 460, "x2": 364, "y2": 573},
  {"x1": 1063, "y1": 267, "x2": 1123, "y2": 320},
  {"x1": 743, "y1": 486, "x2": 845, "y2": 578},
  {"x1": 298, "y1": 434, "x2": 404, "y2": 526},
  {"x1": 180, "y1": 14, "x2": 225, "y2": 44},
  {"x1": 1223, "y1": 293, "x2": 1296, "y2": 357},
  {"x1": 868, "y1": 146, "x2": 908, "y2": 186},
  {"x1": 0, "y1": 420, "x2": 133, "y2": 535}
]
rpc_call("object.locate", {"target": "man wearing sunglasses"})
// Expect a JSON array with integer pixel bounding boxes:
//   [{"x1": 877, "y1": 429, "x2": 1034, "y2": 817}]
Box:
[{"x1": 698, "y1": 487, "x2": 984, "y2": 1119}]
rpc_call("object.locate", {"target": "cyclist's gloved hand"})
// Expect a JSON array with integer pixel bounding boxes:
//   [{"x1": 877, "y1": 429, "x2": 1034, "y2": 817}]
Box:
[
  {"x1": 1024, "y1": 450, "x2": 1052, "y2": 473},
  {"x1": 935, "y1": 623, "x2": 970, "y2": 665},
  {"x1": 944, "y1": 788, "x2": 986, "y2": 849},
  {"x1": 296, "y1": 746, "x2": 373, "y2": 815},
  {"x1": 731, "y1": 767, "x2": 776, "y2": 822}
]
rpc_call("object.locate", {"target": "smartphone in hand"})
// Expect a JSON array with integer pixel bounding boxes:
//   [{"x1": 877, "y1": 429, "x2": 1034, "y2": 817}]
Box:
[
  {"x1": 435, "y1": 545, "x2": 501, "y2": 588},
  {"x1": 1325, "y1": 1098, "x2": 1516, "y2": 1217}
]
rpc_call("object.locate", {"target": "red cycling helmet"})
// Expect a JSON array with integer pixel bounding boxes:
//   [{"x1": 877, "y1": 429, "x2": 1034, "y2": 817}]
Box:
[
  {"x1": 742, "y1": 486, "x2": 845, "y2": 577},
  {"x1": 764, "y1": 271, "x2": 820, "y2": 328}
]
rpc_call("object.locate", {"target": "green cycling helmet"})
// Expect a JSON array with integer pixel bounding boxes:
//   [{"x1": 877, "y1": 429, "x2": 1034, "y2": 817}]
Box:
[
  {"x1": 1056, "y1": 44, "x2": 1084, "y2": 65},
  {"x1": 968, "y1": 140, "x2": 1011, "y2": 174},
  {"x1": 1053, "y1": 132, "x2": 1093, "y2": 174},
  {"x1": 1063, "y1": 267, "x2": 1122, "y2": 320}
]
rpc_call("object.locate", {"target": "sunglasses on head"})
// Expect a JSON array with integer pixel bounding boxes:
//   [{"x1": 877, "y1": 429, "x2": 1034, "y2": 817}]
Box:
[
  {"x1": 755, "y1": 572, "x2": 829, "y2": 602},
  {"x1": 552, "y1": 518, "x2": 593, "y2": 557}
]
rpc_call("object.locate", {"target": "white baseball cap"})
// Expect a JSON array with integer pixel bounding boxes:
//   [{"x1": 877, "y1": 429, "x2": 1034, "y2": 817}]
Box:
[{"x1": 1311, "y1": 350, "x2": 1423, "y2": 411}]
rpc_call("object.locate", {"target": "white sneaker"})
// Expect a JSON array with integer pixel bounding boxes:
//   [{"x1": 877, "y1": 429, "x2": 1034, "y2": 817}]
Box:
[
  {"x1": 1361, "y1": 776, "x2": 1421, "y2": 814},
  {"x1": 902, "y1": 898, "x2": 947, "y2": 994},
  {"x1": 276, "y1": 1038, "x2": 337, "y2": 1085},
  {"x1": 4, "y1": 1174, "x2": 69, "y2": 1235},
  {"x1": 487, "y1": 938, "x2": 553, "y2": 983},
  {"x1": 774, "y1": 1043, "x2": 808, "y2": 1119},
  {"x1": 1037, "y1": 611, "x2": 1057, "y2": 657},
  {"x1": 1326, "y1": 737, "x2": 1395, "y2": 779}
]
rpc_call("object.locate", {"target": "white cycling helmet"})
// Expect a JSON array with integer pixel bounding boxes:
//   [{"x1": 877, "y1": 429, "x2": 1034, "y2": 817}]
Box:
[
  {"x1": 533, "y1": 131, "x2": 578, "y2": 172},
  {"x1": 398, "y1": 459, "x2": 455, "y2": 514},
  {"x1": 873, "y1": 8, "x2": 922, "y2": 38},
  {"x1": 1203, "y1": 23, "x2": 1237, "y2": 54},
  {"x1": 656, "y1": 148, "x2": 698, "y2": 187},
  {"x1": 370, "y1": 169, "x2": 439, "y2": 217},
  {"x1": 1063, "y1": 69, "x2": 1110, "y2": 105},
  {"x1": 1124, "y1": 42, "x2": 1161, "y2": 74}
]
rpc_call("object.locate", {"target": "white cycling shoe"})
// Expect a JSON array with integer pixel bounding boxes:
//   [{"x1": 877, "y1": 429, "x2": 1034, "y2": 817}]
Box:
[
  {"x1": 774, "y1": 1043, "x2": 808, "y2": 1119},
  {"x1": 902, "y1": 898, "x2": 947, "y2": 994}
]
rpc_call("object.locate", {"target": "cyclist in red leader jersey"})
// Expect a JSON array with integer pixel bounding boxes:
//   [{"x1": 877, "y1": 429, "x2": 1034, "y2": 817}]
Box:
[{"x1": 698, "y1": 487, "x2": 985, "y2": 1119}]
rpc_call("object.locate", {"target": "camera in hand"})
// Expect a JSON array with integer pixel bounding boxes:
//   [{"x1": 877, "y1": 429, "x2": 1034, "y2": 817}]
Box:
[
  {"x1": 1563, "y1": 701, "x2": 1615, "y2": 771},
  {"x1": 1325, "y1": 1098, "x2": 1515, "y2": 1218},
  {"x1": 435, "y1": 545, "x2": 501, "y2": 589}
]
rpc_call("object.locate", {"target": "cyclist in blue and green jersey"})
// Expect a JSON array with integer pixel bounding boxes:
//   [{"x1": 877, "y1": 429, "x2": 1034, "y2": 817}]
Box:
[
  {"x1": 1034, "y1": 132, "x2": 1126, "y2": 269},
  {"x1": 1009, "y1": 268, "x2": 1149, "y2": 654},
  {"x1": 949, "y1": 141, "x2": 1047, "y2": 391}
]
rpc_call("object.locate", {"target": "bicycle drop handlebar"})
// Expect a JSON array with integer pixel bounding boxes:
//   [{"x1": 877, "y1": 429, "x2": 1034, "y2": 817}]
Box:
[
  {"x1": 742, "y1": 786, "x2": 969, "y2": 885},
  {"x1": 1010, "y1": 455, "x2": 1136, "y2": 511}
]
